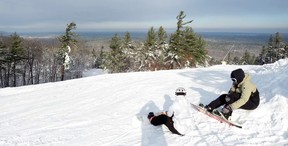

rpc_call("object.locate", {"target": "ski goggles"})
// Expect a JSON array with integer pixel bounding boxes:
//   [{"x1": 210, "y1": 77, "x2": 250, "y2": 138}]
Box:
[
  {"x1": 175, "y1": 92, "x2": 186, "y2": 96},
  {"x1": 231, "y1": 78, "x2": 237, "y2": 84}
]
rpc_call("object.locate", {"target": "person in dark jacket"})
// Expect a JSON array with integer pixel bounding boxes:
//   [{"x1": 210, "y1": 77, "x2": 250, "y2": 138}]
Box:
[{"x1": 204, "y1": 68, "x2": 260, "y2": 120}]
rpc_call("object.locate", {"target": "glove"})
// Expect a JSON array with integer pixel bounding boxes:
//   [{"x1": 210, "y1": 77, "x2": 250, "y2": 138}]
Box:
[{"x1": 222, "y1": 105, "x2": 232, "y2": 114}]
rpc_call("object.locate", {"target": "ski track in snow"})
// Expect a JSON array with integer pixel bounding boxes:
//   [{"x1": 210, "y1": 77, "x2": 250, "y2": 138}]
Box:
[{"x1": 0, "y1": 59, "x2": 287, "y2": 146}]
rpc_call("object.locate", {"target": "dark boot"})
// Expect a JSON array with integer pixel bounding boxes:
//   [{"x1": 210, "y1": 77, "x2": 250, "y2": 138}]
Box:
[
  {"x1": 212, "y1": 109, "x2": 232, "y2": 121},
  {"x1": 199, "y1": 103, "x2": 213, "y2": 113},
  {"x1": 222, "y1": 110, "x2": 232, "y2": 120},
  {"x1": 204, "y1": 105, "x2": 213, "y2": 113}
]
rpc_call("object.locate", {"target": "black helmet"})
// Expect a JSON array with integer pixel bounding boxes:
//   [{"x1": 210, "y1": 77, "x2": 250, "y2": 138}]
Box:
[
  {"x1": 147, "y1": 112, "x2": 154, "y2": 120},
  {"x1": 175, "y1": 87, "x2": 186, "y2": 96}
]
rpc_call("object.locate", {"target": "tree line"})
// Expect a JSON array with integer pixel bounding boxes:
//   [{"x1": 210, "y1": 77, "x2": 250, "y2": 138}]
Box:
[
  {"x1": 0, "y1": 11, "x2": 207, "y2": 88},
  {"x1": 100, "y1": 11, "x2": 207, "y2": 73},
  {"x1": 221, "y1": 32, "x2": 288, "y2": 65},
  {"x1": 2, "y1": 10, "x2": 286, "y2": 88},
  {"x1": 256, "y1": 32, "x2": 288, "y2": 64},
  {"x1": 0, "y1": 22, "x2": 98, "y2": 87}
]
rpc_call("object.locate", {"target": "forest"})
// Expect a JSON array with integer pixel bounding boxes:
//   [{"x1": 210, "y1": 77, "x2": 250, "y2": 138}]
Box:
[{"x1": 0, "y1": 11, "x2": 287, "y2": 88}]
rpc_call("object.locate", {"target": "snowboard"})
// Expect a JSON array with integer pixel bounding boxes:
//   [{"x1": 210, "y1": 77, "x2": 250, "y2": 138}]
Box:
[{"x1": 191, "y1": 103, "x2": 242, "y2": 128}]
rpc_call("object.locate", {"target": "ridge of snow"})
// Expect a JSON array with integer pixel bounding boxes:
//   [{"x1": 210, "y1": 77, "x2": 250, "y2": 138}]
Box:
[{"x1": 0, "y1": 59, "x2": 287, "y2": 145}]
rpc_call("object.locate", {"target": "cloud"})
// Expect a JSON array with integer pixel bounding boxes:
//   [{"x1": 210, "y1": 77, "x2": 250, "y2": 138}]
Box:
[{"x1": 0, "y1": 0, "x2": 287, "y2": 32}]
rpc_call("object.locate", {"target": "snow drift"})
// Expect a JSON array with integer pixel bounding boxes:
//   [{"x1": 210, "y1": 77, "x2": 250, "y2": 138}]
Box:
[{"x1": 0, "y1": 59, "x2": 287, "y2": 146}]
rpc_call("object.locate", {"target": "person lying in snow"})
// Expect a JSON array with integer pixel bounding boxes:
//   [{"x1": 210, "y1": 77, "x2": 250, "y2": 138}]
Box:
[
  {"x1": 204, "y1": 68, "x2": 260, "y2": 120},
  {"x1": 147, "y1": 87, "x2": 192, "y2": 136}
]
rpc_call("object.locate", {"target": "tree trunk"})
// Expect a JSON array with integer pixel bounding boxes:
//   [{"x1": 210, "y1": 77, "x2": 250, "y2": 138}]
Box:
[
  {"x1": 5, "y1": 64, "x2": 10, "y2": 87},
  {"x1": 13, "y1": 63, "x2": 16, "y2": 87},
  {"x1": 61, "y1": 65, "x2": 65, "y2": 81},
  {"x1": 22, "y1": 64, "x2": 27, "y2": 86},
  {"x1": 35, "y1": 62, "x2": 40, "y2": 84},
  {"x1": 0, "y1": 68, "x2": 3, "y2": 87},
  {"x1": 29, "y1": 58, "x2": 34, "y2": 84}
]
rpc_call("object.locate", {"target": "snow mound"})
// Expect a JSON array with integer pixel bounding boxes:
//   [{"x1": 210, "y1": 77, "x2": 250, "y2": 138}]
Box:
[{"x1": 0, "y1": 59, "x2": 287, "y2": 145}]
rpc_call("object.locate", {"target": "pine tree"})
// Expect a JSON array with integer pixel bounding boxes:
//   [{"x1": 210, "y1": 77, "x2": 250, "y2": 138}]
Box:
[
  {"x1": 156, "y1": 26, "x2": 168, "y2": 70},
  {"x1": 267, "y1": 34, "x2": 275, "y2": 63},
  {"x1": 168, "y1": 11, "x2": 207, "y2": 68},
  {"x1": 275, "y1": 32, "x2": 287, "y2": 59},
  {"x1": 144, "y1": 27, "x2": 156, "y2": 48},
  {"x1": 157, "y1": 26, "x2": 167, "y2": 44},
  {"x1": 143, "y1": 27, "x2": 157, "y2": 70},
  {"x1": 123, "y1": 32, "x2": 132, "y2": 48},
  {"x1": 57, "y1": 22, "x2": 78, "y2": 81},
  {"x1": 122, "y1": 32, "x2": 135, "y2": 71},
  {"x1": 141, "y1": 26, "x2": 169, "y2": 70},
  {"x1": 258, "y1": 32, "x2": 286, "y2": 64},
  {"x1": 92, "y1": 48, "x2": 104, "y2": 68},
  {"x1": 103, "y1": 34, "x2": 127, "y2": 73},
  {"x1": 0, "y1": 38, "x2": 6, "y2": 64},
  {"x1": 9, "y1": 33, "x2": 26, "y2": 86},
  {"x1": 0, "y1": 38, "x2": 7, "y2": 87},
  {"x1": 168, "y1": 11, "x2": 188, "y2": 68},
  {"x1": 256, "y1": 46, "x2": 268, "y2": 64}
]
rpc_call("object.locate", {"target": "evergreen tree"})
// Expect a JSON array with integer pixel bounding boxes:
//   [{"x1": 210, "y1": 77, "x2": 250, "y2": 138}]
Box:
[
  {"x1": 144, "y1": 27, "x2": 156, "y2": 47},
  {"x1": 257, "y1": 32, "x2": 287, "y2": 64},
  {"x1": 275, "y1": 32, "x2": 287, "y2": 59},
  {"x1": 157, "y1": 26, "x2": 167, "y2": 44},
  {"x1": 275, "y1": 32, "x2": 282, "y2": 60},
  {"x1": 156, "y1": 26, "x2": 169, "y2": 70},
  {"x1": 122, "y1": 32, "x2": 136, "y2": 71},
  {"x1": 168, "y1": 11, "x2": 188, "y2": 68},
  {"x1": 256, "y1": 46, "x2": 268, "y2": 64},
  {"x1": 139, "y1": 26, "x2": 169, "y2": 71},
  {"x1": 168, "y1": 11, "x2": 207, "y2": 68},
  {"x1": 123, "y1": 32, "x2": 132, "y2": 48},
  {"x1": 0, "y1": 38, "x2": 6, "y2": 64},
  {"x1": 57, "y1": 22, "x2": 78, "y2": 81},
  {"x1": 142, "y1": 27, "x2": 157, "y2": 70},
  {"x1": 183, "y1": 27, "x2": 206, "y2": 66},
  {"x1": 103, "y1": 34, "x2": 127, "y2": 73},
  {"x1": 0, "y1": 38, "x2": 8, "y2": 87},
  {"x1": 92, "y1": 48, "x2": 104, "y2": 68},
  {"x1": 9, "y1": 33, "x2": 26, "y2": 86},
  {"x1": 267, "y1": 34, "x2": 275, "y2": 63}
]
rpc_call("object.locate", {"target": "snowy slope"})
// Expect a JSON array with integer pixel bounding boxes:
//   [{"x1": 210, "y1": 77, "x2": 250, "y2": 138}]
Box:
[{"x1": 0, "y1": 59, "x2": 287, "y2": 146}]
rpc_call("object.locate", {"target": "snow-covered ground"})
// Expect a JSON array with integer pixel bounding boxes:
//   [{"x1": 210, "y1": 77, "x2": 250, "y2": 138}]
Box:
[
  {"x1": 82, "y1": 69, "x2": 105, "y2": 77},
  {"x1": 0, "y1": 59, "x2": 287, "y2": 146}
]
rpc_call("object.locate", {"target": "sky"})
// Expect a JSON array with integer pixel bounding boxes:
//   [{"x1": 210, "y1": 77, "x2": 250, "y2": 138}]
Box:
[
  {"x1": 0, "y1": 58, "x2": 287, "y2": 145},
  {"x1": 0, "y1": 0, "x2": 288, "y2": 33}
]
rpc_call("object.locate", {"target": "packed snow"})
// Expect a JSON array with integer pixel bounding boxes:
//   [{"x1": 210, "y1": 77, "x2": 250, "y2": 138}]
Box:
[{"x1": 0, "y1": 59, "x2": 287, "y2": 146}]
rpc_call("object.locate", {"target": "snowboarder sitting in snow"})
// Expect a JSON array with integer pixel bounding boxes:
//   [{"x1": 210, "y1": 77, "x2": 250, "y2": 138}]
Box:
[
  {"x1": 148, "y1": 87, "x2": 192, "y2": 136},
  {"x1": 204, "y1": 68, "x2": 260, "y2": 120}
]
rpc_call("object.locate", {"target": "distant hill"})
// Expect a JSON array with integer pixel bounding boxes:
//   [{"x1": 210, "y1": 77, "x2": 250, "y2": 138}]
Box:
[
  {"x1": 4, "y1": 31, "x2": 288, "y2": 60},
  {"x1": 14, "y1": 31, "x2": 288, "y2": 42}
]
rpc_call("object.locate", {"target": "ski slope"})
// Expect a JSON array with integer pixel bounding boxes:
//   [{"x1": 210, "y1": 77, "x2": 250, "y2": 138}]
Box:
[{"x1": 0, "y1": 59, "x2": 287, "y2": 146}]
